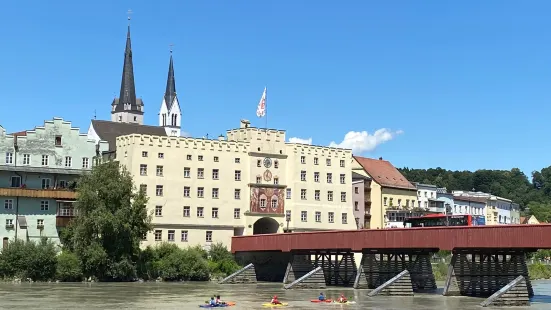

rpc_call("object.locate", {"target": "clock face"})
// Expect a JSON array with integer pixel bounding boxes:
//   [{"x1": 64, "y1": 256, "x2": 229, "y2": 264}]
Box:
[{"x1": 263, "y1": 157, "x2": 272, "y2": 168}]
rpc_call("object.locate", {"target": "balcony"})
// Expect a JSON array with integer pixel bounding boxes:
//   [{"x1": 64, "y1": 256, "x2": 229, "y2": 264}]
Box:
[
  {"x1": 0, "y1": 187, "x2": 77, "y2": 200},
  {"x1": 56, "y1": 202, "x2": 77, "y2": 228}
]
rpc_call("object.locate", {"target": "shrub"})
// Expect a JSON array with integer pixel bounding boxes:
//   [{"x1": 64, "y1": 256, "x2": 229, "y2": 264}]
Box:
[{"x1": 56, "y1": 251, "x2": 83, "y2": 282}]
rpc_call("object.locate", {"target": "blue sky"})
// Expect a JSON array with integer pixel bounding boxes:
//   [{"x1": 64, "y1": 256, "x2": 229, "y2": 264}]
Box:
[{"x1": 0, "y1": 1, "x2": 550, "y2": 177}]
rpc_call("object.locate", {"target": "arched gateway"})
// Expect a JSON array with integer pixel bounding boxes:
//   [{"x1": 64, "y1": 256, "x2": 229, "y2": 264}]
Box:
[{"x1": 253, "y1": 217, "x2": 280, "y2": 235}]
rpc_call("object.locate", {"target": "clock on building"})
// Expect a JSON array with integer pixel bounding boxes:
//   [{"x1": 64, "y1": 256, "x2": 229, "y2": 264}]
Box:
[{"x1": 263, "y1": 157, "x2": 272, "y2": 168}]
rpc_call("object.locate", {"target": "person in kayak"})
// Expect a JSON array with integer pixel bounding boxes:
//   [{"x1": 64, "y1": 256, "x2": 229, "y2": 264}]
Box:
[
  {"x1": 215, "y1": 295, "x2": 224, "y2": 305},
  {"x1": 336, "y1": 294, "x2": 347, "y2": 303},
  {"x1": 209, "y1": 297, "x2": 217, "y2": 306},
  {"x1": 318, "y1": 292, "x2": 326, "y2": 301},
  {"x1": 271, "y1": 295, "x2": 282, "y2": 305}
]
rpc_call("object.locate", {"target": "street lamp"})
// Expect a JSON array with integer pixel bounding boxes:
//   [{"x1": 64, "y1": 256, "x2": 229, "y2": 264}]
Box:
[{"x1": 285, "y1": 210, "x2": 291, "y2": 233}]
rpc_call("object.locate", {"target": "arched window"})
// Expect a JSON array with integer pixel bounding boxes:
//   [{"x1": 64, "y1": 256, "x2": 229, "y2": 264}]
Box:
[
  {"x1": 172, "y1": 114, "x2": 178, "y2": 126},
  {"x1": 162, "y1": 114, "x2": 166, "y2": 126}
]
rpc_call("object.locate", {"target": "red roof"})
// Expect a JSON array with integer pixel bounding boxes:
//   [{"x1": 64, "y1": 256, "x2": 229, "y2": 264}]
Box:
[
  {"x1": 354, "y1": 156, "x2": 416, "y2": 190},
  {"x1": 10, "y1": 131, "x2": 27, "y2": 136}
]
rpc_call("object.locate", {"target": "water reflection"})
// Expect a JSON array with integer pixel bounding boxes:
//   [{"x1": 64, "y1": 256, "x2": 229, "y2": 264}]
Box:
[{"x1": 0, "y1": 280, "x2": 549, "y2": 309}]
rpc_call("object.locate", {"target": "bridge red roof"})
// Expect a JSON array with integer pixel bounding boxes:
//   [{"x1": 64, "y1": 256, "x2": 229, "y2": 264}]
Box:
[{"x1": 231, "y1": 225, "x2": 551, "y2": 253}]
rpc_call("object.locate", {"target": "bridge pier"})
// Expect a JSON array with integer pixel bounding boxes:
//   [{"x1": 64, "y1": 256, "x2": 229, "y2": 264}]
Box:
[
  {"x1": 234, "y1": 251, "x2": 290, "y2": 283},
  {"x1": 354, "y1": 249, "x2": 437, "y2": 292},
  {"x1": 448, "y1": 249, "x2": 533, "y2": 298}
]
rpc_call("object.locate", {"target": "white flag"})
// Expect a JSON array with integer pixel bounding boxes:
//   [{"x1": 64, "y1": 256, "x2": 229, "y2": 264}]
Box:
[{"x1": 256, "y1": 87, "x2": 266, "y2": 118}]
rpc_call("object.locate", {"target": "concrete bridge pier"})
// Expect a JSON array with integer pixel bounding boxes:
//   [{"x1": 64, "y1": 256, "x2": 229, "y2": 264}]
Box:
[{"x1": 354, "y1": 249, "x2": 438, "y2": 292}]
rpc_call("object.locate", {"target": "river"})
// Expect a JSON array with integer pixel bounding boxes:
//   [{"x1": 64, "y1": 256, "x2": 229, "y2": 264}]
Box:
[{"x1": 0, "y1": 280, "x2": 550, "y2": 309}]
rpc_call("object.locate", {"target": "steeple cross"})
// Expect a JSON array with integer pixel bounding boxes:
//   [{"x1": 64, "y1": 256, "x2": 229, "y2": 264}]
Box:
[
  {"x1": 169, "y1": 43, "x2": 174, "y2": 53},
  {"x1": 127, "y1": 9, "x2": 133, "y2": 22}
]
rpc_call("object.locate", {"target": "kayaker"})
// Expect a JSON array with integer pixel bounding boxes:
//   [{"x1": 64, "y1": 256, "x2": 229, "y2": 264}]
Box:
[
  {"x1": 209, "y1": 297, "x2": 216, "y2": 306},
  {"x1": 215, "y1": 295, "x2": 223, "y2": 305},
  {"x1": 271, "y1": 295, "x2": 282, "y2": 305},
  {"x1": 337, "y1": 294, "x2": 347, "y2": 303},
  {"x1": 318, "y1": 292, "x2": 326, "y2": 301}
]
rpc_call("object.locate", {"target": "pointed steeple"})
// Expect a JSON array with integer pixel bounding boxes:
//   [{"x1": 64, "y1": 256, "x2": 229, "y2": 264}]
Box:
[
  {"x1": 164, "y1": 50, "x2": 177, "y2": 111},
  {"x1": 117, "y1": 25, "x2": 137, "y2": 110}
]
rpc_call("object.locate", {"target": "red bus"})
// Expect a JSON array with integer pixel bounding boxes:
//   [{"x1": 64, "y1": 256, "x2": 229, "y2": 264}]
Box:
[{"x1": 403, "y1": 214, "x2": 474, "y2": 227}]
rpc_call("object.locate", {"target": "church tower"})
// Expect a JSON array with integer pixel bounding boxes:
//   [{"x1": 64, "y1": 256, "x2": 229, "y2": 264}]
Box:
[
  {"x1": 159, "y1": 50, "x2": 181, "y2": 136},
  {"x1": 111, "y1": 24, "x2": 144, "y2": 124}
]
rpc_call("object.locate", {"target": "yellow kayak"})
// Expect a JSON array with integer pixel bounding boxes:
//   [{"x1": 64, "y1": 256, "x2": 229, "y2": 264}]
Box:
[
  {"x1": 262, "y1": 303, "x2": 289, "y2": 307},
  {"x1": 332, "y1": 301, "x2": 356, "y2": 305}
]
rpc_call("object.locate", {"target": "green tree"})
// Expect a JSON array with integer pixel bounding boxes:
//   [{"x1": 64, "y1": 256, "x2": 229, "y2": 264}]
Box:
[
  {"x1": 0, "y1": 238, "x2": 57, "y2": 281},
  {"x1": 62, "y1": 161, "x2": 152, "y2": 281}
]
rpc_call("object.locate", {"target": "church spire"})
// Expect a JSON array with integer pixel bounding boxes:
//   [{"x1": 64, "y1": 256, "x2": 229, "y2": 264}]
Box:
[{"x1": 164, "y1": 48, "x2": 177, "y2": 111}]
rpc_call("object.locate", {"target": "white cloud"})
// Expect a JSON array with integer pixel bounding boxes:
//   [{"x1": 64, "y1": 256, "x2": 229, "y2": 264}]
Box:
[
  {"x1": 288, "y1": 137, "x2": 312, "y2": 145},
  {"x1": 329, "y1": 129, "x2": 403, "y2": 153}
]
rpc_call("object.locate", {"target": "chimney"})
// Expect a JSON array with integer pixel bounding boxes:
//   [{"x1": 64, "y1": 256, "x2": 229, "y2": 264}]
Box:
[
  {"x1": 240, "y1": 119, "x2": 250, "y2": 129},
  {"x1": 218, "y1": 134, "x2": 225, "y2": 141},
  {"x1": 379, "y1": 157, "x2": 383, "y2": 160}
]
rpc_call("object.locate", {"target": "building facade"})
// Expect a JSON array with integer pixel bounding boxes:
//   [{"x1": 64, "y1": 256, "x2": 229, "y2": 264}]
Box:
[
  {"x1": 435, "y1": 188, "x2": 453, "y2": 214},
  {"x1": 351, "y1": 172, "x2": 371, "y2": 229},
  {"x1": 452, "y1": 196, "x2": 487, "y2": 225},
  {"x1": 413, "y1": 183, "x2": 438, "y2": 210},
  {"x1": 453, "y1": 190, "x2": 520, "y2": 225},
  {"x1": 116, "y1": 120, "x2": 356, "y2": 249},
  {"x1": 352, "y1": 156, "x2": 418, "y2": 229},
  {"x1": 0, "y1": 118, "x2": 107, "y2": 248}
]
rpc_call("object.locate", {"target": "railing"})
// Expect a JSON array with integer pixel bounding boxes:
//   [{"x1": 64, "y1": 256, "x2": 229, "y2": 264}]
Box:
[{"x1": 0, "y1": 187, "x2": 77, "y2": 199}]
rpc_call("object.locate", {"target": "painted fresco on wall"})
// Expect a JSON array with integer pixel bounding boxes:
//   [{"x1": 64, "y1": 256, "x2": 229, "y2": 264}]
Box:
[{"x1": 250, "y1": 187, "x2": 285, "y2": 214}]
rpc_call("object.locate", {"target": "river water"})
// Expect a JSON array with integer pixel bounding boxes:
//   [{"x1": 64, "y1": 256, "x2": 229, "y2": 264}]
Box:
[{"x1": 0, "y1": 280, "x2": 550, "y2": 309}]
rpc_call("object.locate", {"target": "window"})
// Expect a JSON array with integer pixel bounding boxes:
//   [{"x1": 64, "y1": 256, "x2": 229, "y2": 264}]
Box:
[
  {"x1": 256, "y1": 176, "x2": 262, "y2": 183},
  {"x1": 235, "y1": 170, "x2": 241, "y2": 181},
  {"x1": 181, "y1": 230, "x2": 188, "y2": 242},
  {"x1": 197, "y1": 187, "x2": 204, "y2": 198},
  {"x1": 168, "y1": 230, "x2": 175, "y2": 241},
  {"x1": 260, "y1": 198, "x2": 267, "y2": 208},
  {"x1": 197, "y1": 207, "x2": 204, "y2": 217},
  {"x1": 214, "y1": 156, "x2": 219, "y2": 162},
  {"x1": 286, "y1": 188, "x2": 291, "y2": 199},
  {"x1": 384, "y1": 197, "x2": 388, "y2": 206},
  {"x1": 139, "y1": 184, "x2": 147, "y2": 193},
  {"x1": 398, "y1": 199, "x2": 402, "y2": 207},
  {"x1": 5, "y1": 152, "x2": 13, "y2": 164},
  {"x1": 212, "y1": 208, "x2": 219, "y2": 218},
  {"x1": 158, "y1": 153, "x2": 164, "y2": 159},
  {"x1": 301, "y1": 211, "x2": 307, "y2": 222},
  {"x1": 271, "y1": 198, "x2": 278, "y2": 209},
  {"x1": 235, "y1": 158, "x2": 240, "y2": 163},
  {"x1": 82, "y1": 157, "x2": 89, "y2": 168},
  {"x1": 10, "y1": 176, "x2": 21, "y2": 188},
  {"x1": 341, "y1": 192, "x2": 346, "y2": 202},
  {"x1": 184, "y1": 167, "x2": 190, "y2": 178},
  {"x1": 234, "y1": 189, "x2": 241, "y2": 199},
  {"x1": 41, "y1": 178, "x2": 51, "y2": 189},
  {"x1": 197, "y1": 168, "x2": 204, "y2": 179},
  {"x1": 354, "y1": 201, "x2": 359, "y2": 211},
  {"x1": 257, "y1": 160, "x2": 261, "y2": 167},
  {"x1": 327, "y1": 173, "x2": 333, "y2": 183},
  {"x1": 4, "y1": 199, "x2": 13, "y2": 210},
  {"x1": 234, "y1": 208, "x2": 240, "y2": 219},
  {"x1": 326, "y1": 158, "x2": 331, "y2": 166},
  {"x1": 23, "y1": 154, "x2": 30, "y2": 165},
  {"x1": 183, "y1": 206, "x2": 190, "y2": 217},
  {"x1": 142, "y1": 151, "x2": 148, "y2": 157},
  {"x1": 340, "y1": 160, "x2": 345, "y2": 167},
  {"x1": 328, "y1": 212, "x2": 334, "y2": 223},
  {"x1": 212, "y1": 169, "x2": 219, "y2": 180},
  {"x1": 212, "y1": 188, "x2": 219, "y2": 198},
  {"x1": 154, "y1": 230, "x2": 162, "y2": 241},
  {"x1": 55, "y1": 135, "x2": 62, "y2": 146},
  {"x1": 340, "y1": 174, "x2": 345, "y2": 184},
  {"x1": 140, "y1": 164, "x2": 147, "y2": 175},
  {"x1": 300, "y1": 170, "x2": 306, "y2": 181},
  {"x1": 6, "y1": 219, "x2": 13, "y2": 227},
  {"x1": 327, "y1": 191, "x2": 333, "y2": 201},
  {"x1": 355, "y1": 187, "x2": 359, "y2": 194},
  {"x1": 274, "y1": 160, "x2": 279, "y2": 169},
  {"x1": 314, "y1": 157, "x2": 319, "y2": 165},
  {"x1": 300, "y1": 156, "x2": 305, "y2": 164},
  {"x1": 300, "y1": 189, "x2": 307, "y2": 200},
  {"x1": 315, "y1": 212, "x2": 321, "y2": 222},
  {"x1": 342, "y1": 213, "x2": 348, "y2": 224},
  {"x1": 37, "y1": 219, "x2": 44, "y2": 227},
  {"x1": 206, "y1": 231, "x2": 213, "y2": 242},
  {"x1": 156, "y1": 165, "x2": 164, "y2": 176},
  {"x1": 156, "y1": 185, "x2": 163, "y2": 196},
  {"x1": 314, "y1": 190, "x2": 320, "y2": 201},
  {"x1": 184, "y1": 186, "x2": 190, "y2": 197},
  {"x1": 187, "y1": 155, "x2": 192, "y2": 160},
  {"x1": 155, "y1": 206, "x2": 162, "y2": 217},
  {"x1": 40, "y1": 200, "x2": 49, "y2": 211},
  {"x1": 424, "y1": 191, "x2": 427, "y2": 197},
  {"x1": 41, "y1": 155, "x2": 49, "y2": 166},
  {"x1": 314, "y1": 172, "x2": 319, "y2": 182},
  {"x1": 198, "y1": 155, "x2": 204, "y2": 161}
]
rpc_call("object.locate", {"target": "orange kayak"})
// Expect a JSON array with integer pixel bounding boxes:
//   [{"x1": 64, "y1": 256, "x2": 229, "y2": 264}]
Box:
[{"x1": 311, "y1": 299, "x2": 333, "y2": 303}]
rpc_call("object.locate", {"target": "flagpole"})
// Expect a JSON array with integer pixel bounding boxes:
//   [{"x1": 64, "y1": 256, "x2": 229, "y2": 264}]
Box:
[{"x1": 265, "y1": 86, "x2": 268, "y2": 131}]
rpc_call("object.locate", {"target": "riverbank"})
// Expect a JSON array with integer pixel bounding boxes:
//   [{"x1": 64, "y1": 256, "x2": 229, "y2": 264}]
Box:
[{"x1": 432, "y1": 262, "x2": 551, "y2": 281}]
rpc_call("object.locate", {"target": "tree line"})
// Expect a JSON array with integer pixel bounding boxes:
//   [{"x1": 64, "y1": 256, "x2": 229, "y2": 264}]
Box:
[
  {"x1": 0, "y1": 161, "x2": 240, "y2": 282},
  {"x1": 398, "y1": 166, "x2": 551, "y2": 222}
]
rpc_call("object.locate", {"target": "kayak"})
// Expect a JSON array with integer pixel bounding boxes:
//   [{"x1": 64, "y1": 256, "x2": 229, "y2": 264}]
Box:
[
  {"x1": 199, "y1": 302, "x2": 236, "y2": 308},
  {"x1": 311, "y1": 299, "x2": 333, "y2": 303},
  {"x1": 332, "y1": 301, "x2": 356, "y2": 305},
  {"x1": 262, "y1": 303, "x2": 289, "y2": 307}
]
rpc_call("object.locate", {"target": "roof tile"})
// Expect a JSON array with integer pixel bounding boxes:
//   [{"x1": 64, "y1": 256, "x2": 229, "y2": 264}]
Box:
[{"x1": 354, "y1": 156, "x2": 416, "y2": 190}]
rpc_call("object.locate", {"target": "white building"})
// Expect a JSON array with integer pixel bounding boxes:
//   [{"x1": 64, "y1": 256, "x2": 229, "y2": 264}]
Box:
[
  {"x1": 452, "y1": 190, "x2": 520, "y2": 225},
  {"x1": 413, "y1": 183, "x2": 438, "y2": 210}
]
